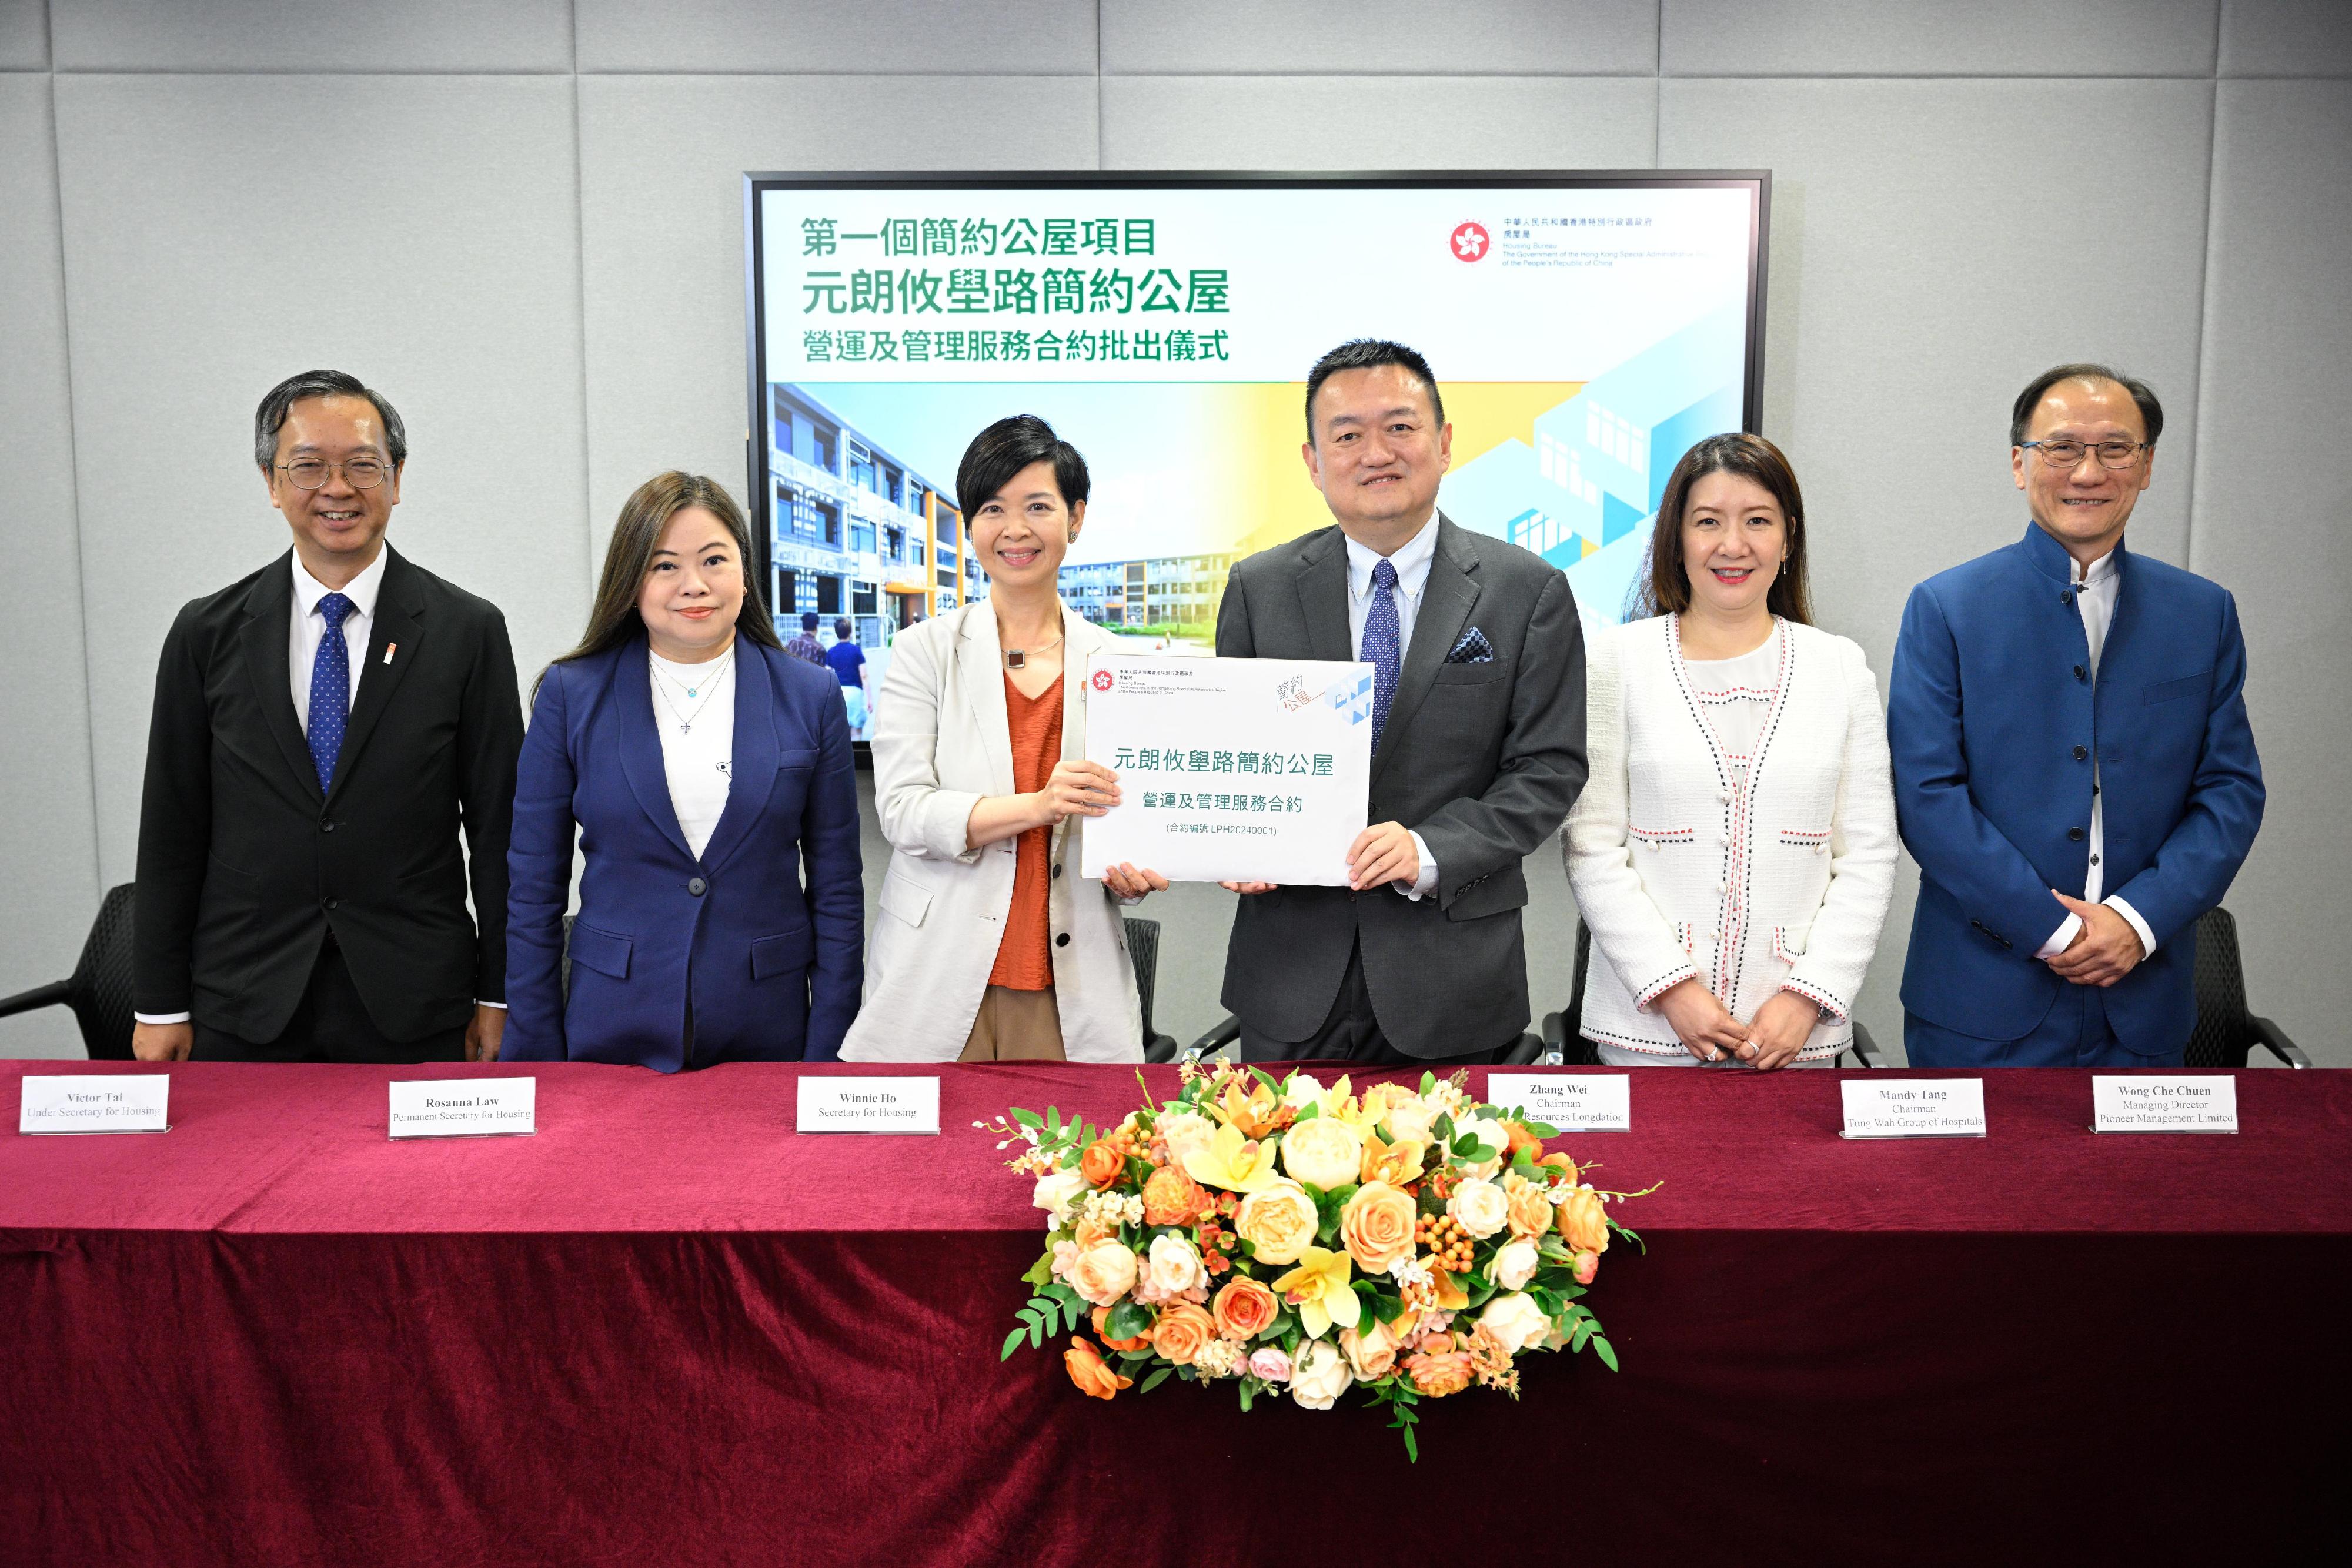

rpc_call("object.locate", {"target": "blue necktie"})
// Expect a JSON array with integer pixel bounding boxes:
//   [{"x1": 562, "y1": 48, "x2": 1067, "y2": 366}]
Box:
[
  {"x1": 1362, "y1": 557, "x2": 1401, "y2": 753},
  {"x1": 308, "y1": 592, "x2": 354, "y2": 793}
]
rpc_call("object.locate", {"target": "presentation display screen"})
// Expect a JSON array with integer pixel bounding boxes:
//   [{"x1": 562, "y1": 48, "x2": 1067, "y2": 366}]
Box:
[{"x1": 745, "y1": 173, "x2": 1767, "y2": 656}]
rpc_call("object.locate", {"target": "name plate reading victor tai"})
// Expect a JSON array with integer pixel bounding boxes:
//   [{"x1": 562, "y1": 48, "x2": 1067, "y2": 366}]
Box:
[
  {"x1": 797, "y1": 1076, "x2": 940, "y2": 1135},
  {"x1": 2092, "y1": 1075, "x2": 2238, "y2": 1134},
  {"x1": 1839, "y1": 1079, "x2": 1986, "y2": 1139},
  {"x1": 19, "y1": 1075, "x2": 170, "y2": 1134},
  {"x1": 1486, "y1": 1073, "x2": 1631, "y2": 1132},
  {"x1": 388, "y1": 1078, "x2": 536, "y2": 1139}
]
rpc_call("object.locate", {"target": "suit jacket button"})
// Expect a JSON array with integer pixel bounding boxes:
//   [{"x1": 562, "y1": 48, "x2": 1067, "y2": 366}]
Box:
[
  {"x1": 2073, "y1": 664, "x2": 2087, "y2": 680},
  {"x1": 323, "y1": 897, "x2": 338, "y2": 911},
  {"x1": 1054, "y1": 932, "x2": 1070, "y2": 948},
  {"x1": 688, "y1": 877, "x2": 708, "y2": 895},
  {"x1": 320, "y1": 818, "x2": 336, "y2": 833},
  {"x1": 2072, "y1": 745, "x2": 2087, "y2": 760},
  {"x1": 1051, "y1": 863, "x2": 1063, "y2": 879},
  {"x1": 2067, "y1": 827, "x2": 2085, "y2": 842}
]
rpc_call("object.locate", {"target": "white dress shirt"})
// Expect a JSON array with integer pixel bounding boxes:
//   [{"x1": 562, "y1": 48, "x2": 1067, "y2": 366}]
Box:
[
  {"x1": 1342, "y1": 517, "x2": 1439, "y2": 900},
  {"x1": 649, "y1": 646, "x2": 737, "y2": 861},
  {"x1": 2033, "y1": 547, "x2": 2158, "y2": 962},
  {"x1": 291, "y1": 548, "x2": 385, "y2": 734}
]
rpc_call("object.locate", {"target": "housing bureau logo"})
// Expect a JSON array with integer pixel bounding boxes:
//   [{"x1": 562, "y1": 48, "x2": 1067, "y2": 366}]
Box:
[
  {"x1": 1091, "y1": 668, "x2": 1114, "y2": 692},
  {"x1": 1450, "y1": 222, "x2": 1490, "y2": 262}
]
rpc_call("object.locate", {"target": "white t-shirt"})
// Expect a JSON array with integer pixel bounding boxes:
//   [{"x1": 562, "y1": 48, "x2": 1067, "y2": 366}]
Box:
[
  {"x1": 648, "y1": 646, "x2": 736, "y2": 860},
  {"x1": 1684, "y1": 623, "x2": 1782, "y2": 774}
]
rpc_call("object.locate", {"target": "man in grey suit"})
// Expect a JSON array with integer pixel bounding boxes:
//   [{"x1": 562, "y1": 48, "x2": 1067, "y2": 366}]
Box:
[{"x1": 1216, "y1": 340, "x2": 1587, "y2": 1063}]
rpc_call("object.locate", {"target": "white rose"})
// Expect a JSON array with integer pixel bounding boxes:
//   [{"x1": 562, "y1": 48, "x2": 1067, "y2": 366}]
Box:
[
  {"x1": 1380, "y1": 1096, "x2": 1438, "y2": 1145},
  {"x1": 1489, "y1": 1238, "x2": 1540, "y2": 1291},
  {"x1": 1031, "y1": 1168, "x2": 1086, "y2": 1224},
  {"x1": 1477, "y1": 1291, "x2": 1552, "y2": 1357},
  {"x1": 1145, "y1": 1233, "x2": 1208, "y2": 1296},
  {"x1": 1447, "y1": 1178, "x2": 1509, "y2": 1239},
  {"x1": 1288, "y1": 1339, "x2": 1355, "y2": 1411},
  {"x1": 1155, "y1": 1111, "x2": 1216, "y2": 1169},
  {"x1": 1281, "y1": 1072, "x2": 1325, "y2": 1109},
  {"x1": 1280, "y1": 1116, "x2": 1364, "y2": 1192},
  {"x1": 1456, "y1": 1116, "x2": 1508, "y2": 1179}
]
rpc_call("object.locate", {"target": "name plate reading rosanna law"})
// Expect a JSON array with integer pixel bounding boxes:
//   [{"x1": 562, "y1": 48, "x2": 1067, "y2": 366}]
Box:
[
  {"x1": 1839, "y1": 1079, "x2": 1986, "y2": 1139},
  {"x1": 388, "y1": 1078, "x2": 536, "y2": 1139},
  {"x1": 797, "y1": 1076, "x2": 940, "y2": 1135},
  {"x1": 18, "y1": 1075, "x2": 169, "y2": 1134},
  {"x1": 1486, "y1": 1072, "x2": 1631, "y2": 1132},
  {"x1": 2092, "y1": 1075, "x2": 2238, "y2": 1134}
]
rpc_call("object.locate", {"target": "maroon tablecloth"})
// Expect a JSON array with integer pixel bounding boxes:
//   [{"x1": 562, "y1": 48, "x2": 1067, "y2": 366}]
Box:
[{"x1": 3, "y1": 1060, "x2": 2344, "y2": 1566}]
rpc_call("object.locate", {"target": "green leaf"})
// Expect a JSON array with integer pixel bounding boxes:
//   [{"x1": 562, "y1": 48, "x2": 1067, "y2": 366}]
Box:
[
  {"x1": 1027, "y1": 1314, "x2": 1046, "y2": 1350},
  {"x1": 1293, "y1": 1102, "x2": 1319, "y2": 1123},
  {"x1": 1419, "y1": 1071, "x2": 1437, "y2": 1096},
  {"x1": 1010, "y1": 1108, "x2": 1043, "y2": 1129},
  {"x1": 1522, "y1": 1118, "x2": 1559, "y2": 1138},
  {"x1": 1251, "y1": 1068, "x2": 1283, "y2": 1096},
  {"x1": 1046, "y1": 1106, "x2": 1063, "y2": 1136},
  {"x1": 1238, "y1": 1381, "x2": 1254, "y2": 1413},
  {"x1": 1105, "y1": 1300, "x2": 1153, "y2": 1342},
  {"x1": 1021, "y1": 1251, "x2": 1055, "y2": 1287},
  {"x1": 1140, "y1": 1366, "x2": 1174, "y2": 1393},
  {"x1": 1451, "y1": 1133, "x2": 1481, "y2": 1156},
  {"x1": 1591, "y1": 1335, "x2": 1619, "y2": 1372},
  {"x1": 1571, "y1": 1320, "x2": 1592, "y2": 1351},
  {"x1": 1000, "y1": 1326, "x2": 1028, "y2": 1361}
]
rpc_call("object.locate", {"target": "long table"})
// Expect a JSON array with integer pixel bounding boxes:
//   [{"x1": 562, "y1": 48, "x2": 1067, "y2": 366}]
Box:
[{"x1": 2, "y1": 1060, "x2": 2344, "y2": 1566}]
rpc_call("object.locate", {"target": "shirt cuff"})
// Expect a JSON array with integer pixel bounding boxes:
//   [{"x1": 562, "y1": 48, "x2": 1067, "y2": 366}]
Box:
[
  {"x1": 133, "y1": 1012, "x2": 191, "y2": 1026},
  {"x1": 2104, "y1": 896, "x2": 2157, "y2": 960},
  {"x1": 475, "y1": 999, "x2": 507, "y2": 1009},
  {"x1": 2035, "y1": 912, "x2": 2082, "y2": 961},
  {"x1": 1395, "y1": 834, "x2": 1438, "y2": 901}
]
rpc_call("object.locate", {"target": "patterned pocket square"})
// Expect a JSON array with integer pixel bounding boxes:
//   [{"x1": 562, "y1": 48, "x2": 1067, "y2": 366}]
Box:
[{"x1": 1445, "y1": 626, "x2": 1495, "y2": 664}]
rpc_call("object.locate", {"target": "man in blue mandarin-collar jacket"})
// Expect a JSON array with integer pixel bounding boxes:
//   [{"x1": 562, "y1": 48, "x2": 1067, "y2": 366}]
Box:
[{"x1": 1890, "y1": 365, "x2": 2263, "y2": 1067}]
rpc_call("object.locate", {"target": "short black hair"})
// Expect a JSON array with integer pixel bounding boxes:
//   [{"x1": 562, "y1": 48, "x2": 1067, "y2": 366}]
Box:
[
  {"x1": 835, "y1": 618, "x2": 854, "y2": 638},
  {"x1": 2010, "y1": 363, "x2": 2164, "y2": 448},
  {"x1": 801, "y1": 611, "x2": 820, "y2": 631},
  {"x1": 955, "y1": 414, "x2": 1090, "y2": 519},
  {"x1": 1304, "y1": 339, "x2": 1445, "y2": 442},
  {"x1": 255, "y1": 369, "x2": 407, "y2": 473}
]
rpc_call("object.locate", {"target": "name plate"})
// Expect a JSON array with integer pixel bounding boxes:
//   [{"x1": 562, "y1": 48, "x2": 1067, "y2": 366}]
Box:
[
  {"x1": 1486, "y1": 1072, "x2": 1631, "y2": 1132},
  {"x1": 388, "y1": 1078, "x2": 536, "y2": 1139},
  {"x1": 1839, "y1": 1079, "x2": 1986, "y2": 1139},
  {"x1": 18, "y1": 1074, "x2": 169, "y2": 1134},
  {"x1": 797, "y1": 1076, "x2": 940, "y2": 1135},
  {"x1": 2092, "y1": 1075, "x2": 2238, "y2": 1134}
]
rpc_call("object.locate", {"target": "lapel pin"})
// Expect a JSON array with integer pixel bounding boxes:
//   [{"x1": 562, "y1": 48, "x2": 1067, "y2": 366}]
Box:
[{"x1": 382, "y1": 643, "x2": 397, "y2": 666}]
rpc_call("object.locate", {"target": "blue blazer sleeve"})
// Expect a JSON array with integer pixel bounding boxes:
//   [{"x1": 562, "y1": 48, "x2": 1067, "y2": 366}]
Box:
[
  {"x1": 799, "y1": 670, "x2": 864, "y2": 1061},
  {"x1": 500, "y1": 667, "x2": 576, "y2": 1061}
]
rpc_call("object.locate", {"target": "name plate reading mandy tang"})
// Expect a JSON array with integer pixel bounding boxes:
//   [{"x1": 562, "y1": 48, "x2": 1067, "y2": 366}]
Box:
[
  {"x1": 1839, "y1": 1079, "x2": 1986, "y2": 1140},
  {"x1": 1487, "y1": 1073, "x2": 1631, "y2": 1132},
  {"x1": 2093, "y1": 1075, "x2": 2238, "y2": 1134},
  {"x1": 19, "y1": 1075, "x2": 170, "y2": 1134},
  {"x1": 797, "y1": 1076, "x2": 940, "y2": 1135},
  {"x1": 388, "y1": 1078, "x2": 536, "y2": 1139}
]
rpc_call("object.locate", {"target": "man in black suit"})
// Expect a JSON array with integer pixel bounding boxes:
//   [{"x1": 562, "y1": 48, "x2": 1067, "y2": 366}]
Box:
[
  {"x1": 1216, "y1": 340, "x2": 1587, "y2": 1064},
  {"x1": 131, "y1": 370, "x2": 524, "y2": 1064}
]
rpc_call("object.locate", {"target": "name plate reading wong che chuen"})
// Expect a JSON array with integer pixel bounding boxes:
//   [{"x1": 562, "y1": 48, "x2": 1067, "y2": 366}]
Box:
[
  {"x1": 797, "y1": 1076, "x2": 940, "y2": 1135},
  {"x1": 18, "y1": 1074, "x2": 170, "y2": 1134},
  {"x1": 387, "y1": 1078, "x2": 536, "y2": 1139},
  {"x1": 1486, "y1": 1073, "x2": 1631, "y2": 1132},
  {"x1": 1839, "y1": 1079, "x2": 1987, "y2": 1140},
  {"x1": 2092, "y1": 1075, "x2": 2238, "y2": 1134}
]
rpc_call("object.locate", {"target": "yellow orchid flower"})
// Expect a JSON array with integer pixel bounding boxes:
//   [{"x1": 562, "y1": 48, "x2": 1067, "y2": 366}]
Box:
[
  {"x1": 1271, "y1": 1245, "x2": 1361, "y2": 1339},
  {"x1": 1183, "y1": 1121, "x2": 1281, "y2": 1193},
  {"x1": 1212, "y1": 1077, "x2": 1284, "y2": 1140},
  {"x1": 1359, "y1": 1130, "x2": 1428, "y2": 1186},
  {"x1": 1315, "y1": 1075, "x2": 1387, "y2": 1137}
]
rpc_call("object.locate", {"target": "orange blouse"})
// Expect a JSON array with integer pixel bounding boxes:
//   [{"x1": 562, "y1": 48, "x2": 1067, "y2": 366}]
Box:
[{"x1": 988, "y1": 674, "x2": 1064, "y2": 991}]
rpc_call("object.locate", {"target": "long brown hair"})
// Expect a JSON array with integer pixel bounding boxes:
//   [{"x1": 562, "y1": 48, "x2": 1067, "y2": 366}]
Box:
[
  {"x1": 1631, "y1": 432, "x2": 1814, "y2": 625},
  {"x1": 542, "y1": 472, "x2": 781, "y2": 691}
]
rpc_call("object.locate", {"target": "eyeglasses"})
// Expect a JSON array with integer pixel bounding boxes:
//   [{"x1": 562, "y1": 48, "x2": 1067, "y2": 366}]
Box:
[
  {"x1": 2020, "y1": 440, "x2": 2147, "y2": 470},
  {"x1": 278, "y1": 457, "x2": 390, "y2": 490}
]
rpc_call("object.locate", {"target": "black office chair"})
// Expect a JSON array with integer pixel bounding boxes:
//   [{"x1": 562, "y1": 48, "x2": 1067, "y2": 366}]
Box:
[
  {"x1": 2185, "y1": 907, "x2": 2308, "y2": 1068},
  {"x1": 0, "y1": 882, "x2": 138, "y2": 1060},
  {"x1": 1127, "y1": 917, "x2": 1181, "y2": 1062}
]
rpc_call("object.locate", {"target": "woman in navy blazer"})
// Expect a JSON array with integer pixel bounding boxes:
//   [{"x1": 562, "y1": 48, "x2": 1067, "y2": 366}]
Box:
[{"x1": 503, "y1": 472, "x2": 862, "y2": 1069}]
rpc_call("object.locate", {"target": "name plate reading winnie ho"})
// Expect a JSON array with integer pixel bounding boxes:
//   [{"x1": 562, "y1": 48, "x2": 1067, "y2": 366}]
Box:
[
  {"x1": 18, "y1": 1074, "x2": 170, "y2": 1134},
  {"x1": 2092, "y1": 1075, "x2": 2239, "y2": 1134},
  {"x1": 796, "y1": 1076, "x2": 940, "y2": 1135},
  {"x1": 387, "y1": 1078, "x2": 536, "y2": 1139},
  {"x1": 1486, "y1": 1073, "x2": 1631, "y2": 1132},
  {"x1": 1839, "y1": 1079, "x2": 1987, "y2": 1140}
]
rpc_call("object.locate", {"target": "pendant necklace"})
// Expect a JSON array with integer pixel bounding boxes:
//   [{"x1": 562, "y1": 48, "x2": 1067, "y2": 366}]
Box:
[
  {"x1": 1004, "y1": 631, "x2": 1063, "y2": 671},
  {"x1": 652, "y1": 650, "x2": 732, "y2": 734}
]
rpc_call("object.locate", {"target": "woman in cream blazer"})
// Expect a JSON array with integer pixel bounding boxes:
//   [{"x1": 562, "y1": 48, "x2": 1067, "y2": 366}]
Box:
[{"x1": 1566, "y1": 435, "x2": 1896, "y2": 1066}]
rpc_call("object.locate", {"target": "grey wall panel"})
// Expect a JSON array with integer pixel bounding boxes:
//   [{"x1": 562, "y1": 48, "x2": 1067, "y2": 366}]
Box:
[
  {"x1": 1661, "y1": 77, "x2": 2216, "y2": 1057},
  {"x1": 576, "y1": 0, "x2": 1096, "y2": 74},
  {"x1": 1101, "y1": 75, "x2": 1659, "y2": 169},
  {"x1": 0, "y1": 76, "x2": 101, "y2": 1060},
  {"x1": 0, "y1": 0, "x2": 45, "y2": 69},
  {"x1": 2220, "y1": 0, "x2": 2352, "y2": 76},
  {"x1": 574, "y1": 74, "x2": 1097, "y2": 553},
  {"x1": 2189, "y1": 79, "x2": 2351, "y2": 1062},
  {"x1": 54, "y1": 75, "x2": 593, "y2": 883},
  {"x1": 1102, "y1": 0, "x2": 1658, "y2": 76},
  {"x1": 1662, "y1": 0, "x2": 2219, "y2": 78},
  {"x1": 51, "y1": 0, "x2": 573, "y2": 72}
]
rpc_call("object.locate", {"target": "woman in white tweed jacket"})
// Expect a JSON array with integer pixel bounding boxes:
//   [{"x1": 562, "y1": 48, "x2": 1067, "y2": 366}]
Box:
[{"x1": 1566, "y1": 434, "x2": 1896, "y2": 1067}]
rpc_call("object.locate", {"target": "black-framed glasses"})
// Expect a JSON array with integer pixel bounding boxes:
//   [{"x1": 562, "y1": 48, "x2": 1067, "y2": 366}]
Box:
[
  {"x1": 2020, "y1": 439, "x2": 2147, "y2": 470},
  {"x1": 278, "y1": 457, "x2": 390, "y2": 490}
]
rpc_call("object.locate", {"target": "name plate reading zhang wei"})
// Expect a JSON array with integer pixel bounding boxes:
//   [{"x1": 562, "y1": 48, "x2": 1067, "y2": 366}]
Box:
[
  {"x1": 1486, "y1": 1072, "x2": 1631, "y2": 1132},
  {"x1": 388, "y1": 1078, "x2": 536, "y2": 1139},
  {"x1": 2092, "y1": 1075, "x2": 2238, "y2": 1134},
  {"x1": 797, "y1": 1076, "x2": 940, "y2": 1135},
  {"x1": 19, "y1": 1075, "x2": 170, "y2": 1134},
  {"x1": 1839, "y1": 1079, "x2": 1986, "y2": 1140}
]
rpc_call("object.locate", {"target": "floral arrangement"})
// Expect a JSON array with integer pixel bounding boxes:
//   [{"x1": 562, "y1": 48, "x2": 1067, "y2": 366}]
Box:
[{"x1": 983, "y1": 1061, "x2": 1651, "y2": 1458}]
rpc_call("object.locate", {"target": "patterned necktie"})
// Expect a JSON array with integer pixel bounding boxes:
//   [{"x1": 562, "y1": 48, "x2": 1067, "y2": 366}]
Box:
[
  {"x1": 308, "y1": 592, "x2": 354, "y2": 792},
  {"x1": 1362, "y1": 557, "x2": 1401, "y2": 753}
]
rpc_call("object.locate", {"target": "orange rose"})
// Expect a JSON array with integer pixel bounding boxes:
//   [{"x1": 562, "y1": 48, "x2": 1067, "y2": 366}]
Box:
[
  {"x1": 1538, "y1": 1152, "x2": 1580, "y2": 1185},
  {"x1": 1339, "y1": 1314, "x2": 1404, "y2": 1380},
  {"x1": 1573, "y1": 1251, "x2": 1601, "y2": 1285},
  {"x1": 1504, "y1": 1121, "x2": 1544, "y2": 1162},
  {"x1": 1141, "y1": 1164, "x2": 1211, "y2": 1228},
  {"x1": 1404, "y1": 1344, "x2": 1474, "y2": 1398},
  {"x1": 1338, "y1": 1181, "x2": 1419, "y2": 1273},
  {"x1": 1556, "y1": 1186, "x2": 1610, "y2": 1254},
  {"x1": 1503, "y1": 1173, "x2": 1555, "y2": 1242},
  {"x1": 1211, "y1": 1276, "x2": 1278, "y2": 1341},
  {"x1": 1150, "y1": 1301, "x2": 1217, "y2": 1366},
  {"x1": 1080, "y1": 1140, "x2": 1123, "y2": 1189},
  {"x1": 1091, "y1": 1305, "x2": 1149, "y2": 1353},
  {"x1": 1064, "y1": 1338, "x2": 1132, "y2": 1400},
  {"x1": 1072, "y1": 1215, "x2": 1112, "y2": 1250}
]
